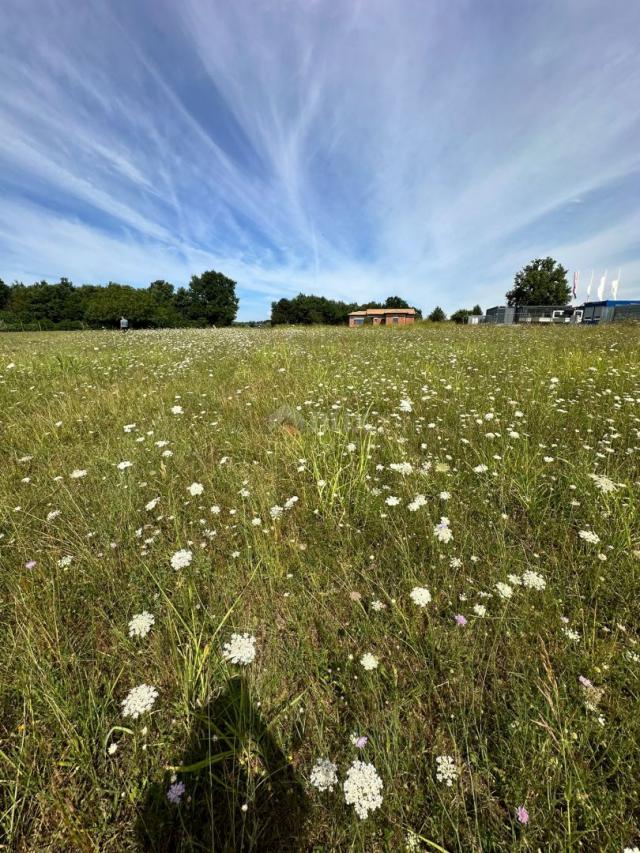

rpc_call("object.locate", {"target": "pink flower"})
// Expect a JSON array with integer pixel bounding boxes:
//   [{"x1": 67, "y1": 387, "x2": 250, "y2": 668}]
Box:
[
  {"x1": 454, "y1": 614, "x2": 468, "y2": 626},
  {"x1": 516, "y1": 805, "x2": 529, "y2": 825},
  {"x1": 355, "y1": 736, "x2": 368, "y2": 748},
  {"x1": 578, "y1": 675, "x2": 593, "y2": 688},
  {"x1": 25, "y1": 560, "x2": 37, "y2": 569}
]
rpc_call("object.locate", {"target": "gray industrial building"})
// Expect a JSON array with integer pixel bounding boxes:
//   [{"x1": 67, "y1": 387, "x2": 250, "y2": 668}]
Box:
[{"x1": 482, "y1": 299, "x2": 640, "y2": 325}]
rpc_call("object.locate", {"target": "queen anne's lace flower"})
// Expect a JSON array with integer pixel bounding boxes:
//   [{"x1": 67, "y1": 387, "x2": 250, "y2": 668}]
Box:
[
  {"x1": 408, "y1": 494, "x2": 427, "y2": 511},
  {"x1": 343, "y1": 760, "x2": 383, "y2": 819},
  {"x1": 310, "y1": 758, "x2": 338, "y2": 792},
  {"x1": 360, "y1": 652, "x2": 379, "y2": 671},
  {"x1": 589, "y1": 473, "x2": 618, "y2": 493},
  {"x1": 128, "y1": 611, "x2": 155, "y2": 639},
  {"x1": 170, "y1": 549, "x2": 192, "y2": 570},
  {"x1": 121, "y1": 684, "x2": 158, "y2": 719},
  {"x1": 521, "y1": 570, "x2": 546, "y2": 590},
  {"x1": 223, "y1": 633, "x2": 256, "y2": 665},
  {"x1": 435, "y1": 754, "x2": 458, "y2": 786},
  {"x1": 187, "y1": 482, "x2": 204, "y2": 496},
  {"x1": 495, "y1": 582, "x2": 513, "y2": 599},
  {"x1": 578, "y1": 529, "x2": 600, "y2": 544},
  {"x1": 410, "y1": 586, "x2": 432, "y2": 607}
]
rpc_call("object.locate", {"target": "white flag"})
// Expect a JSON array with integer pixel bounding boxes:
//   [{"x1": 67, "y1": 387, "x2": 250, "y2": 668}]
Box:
[
  {"x1": 586, "y1": 271, "x2": 593, "y2": 299},
  {"x1": 597, "y1": 270, "x2": 607, "y2": 300},
  {"x1": 610, "y1": 268, "x2": 621, "y2": 299}
]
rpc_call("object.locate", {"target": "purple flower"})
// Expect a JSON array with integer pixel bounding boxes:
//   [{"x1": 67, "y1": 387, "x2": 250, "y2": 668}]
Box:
[
  {"x1": 578, "y1": 675, "x2": 593, "y2": 688},
  {"x1": 516, "y1": 805, "x2": 529, "y2": 825},
  {"x1": 167, "y1": 781, "x2": 186, "y2": 804},
  {"x1": 25, "y1": 560, "x2": 37, "y2": 569},
  {"x1": 454, "y1": 614, "x2": 467, "y2": 626},
  {"x1": 355, "y1": 736, "x2": 368, "y2": 749}
]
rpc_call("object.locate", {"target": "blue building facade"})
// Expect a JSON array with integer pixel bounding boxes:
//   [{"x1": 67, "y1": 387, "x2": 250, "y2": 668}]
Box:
[{"x1": 581, "y1": 300, "x2": 640, "y2": 324}]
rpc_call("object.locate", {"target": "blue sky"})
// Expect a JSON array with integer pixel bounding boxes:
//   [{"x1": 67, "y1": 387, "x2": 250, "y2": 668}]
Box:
[{"x1": 1, "y1": 0, "x2": 639, "y2": 319}]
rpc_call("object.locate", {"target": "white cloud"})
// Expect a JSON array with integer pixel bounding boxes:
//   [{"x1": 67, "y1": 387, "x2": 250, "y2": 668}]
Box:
[{"x1": 0, "y1": 0, "x2": 638, "y2": 317}]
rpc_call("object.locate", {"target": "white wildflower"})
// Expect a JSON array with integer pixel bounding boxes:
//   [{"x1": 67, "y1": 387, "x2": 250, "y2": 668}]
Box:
[
  {"x1": 187, "y1": 482, "x2": 204, "y2": 496},
  {"x1": 408, "y1": 494, "x2": 427, "y2": 511},
  {"x1": 343, "y1": 760, "x2": 383, "y2": 819},
  {"x1": 170, "y1": 549, "x2": 193, "y2": 570},
  {"x1": 310, "y1": 758, "x2": 338, "y2": 792},
  {"x1": 410, "y1": 587, "x2": 432, "y2": 607},
  {"x1": 579, "y1": 530, "x2": 600, "y2": 544},
  {"x1": 360, "y1": 652, "x2": 379, "y2": 671},
  {"x1": 495, "y1": 582, "x2": 513, "y2": 599},
  {"x1": 121, "y1": 683, "x2": 158, "y2": 719},
  {"x1": 69, "y1": 469, "x2": 87, "y2": 479},
  {"x1": 390, "y1": 462, "x2": 413, "y2": 475},
  {"x1": 473, "y1": 604, "x2": 487, "y2": 617},
  {"x1": 521, "y1": 570, "x2": 546, "y2": 590},
  {"x1": 435, "y1": 754, "x2": 458, "y2": 786},
  {"x1": 223, "y1": 633, "x2": 256, "y2": 665},
  {"x1": 128, "y1": 611, "x2": 155, "y2": 639}
]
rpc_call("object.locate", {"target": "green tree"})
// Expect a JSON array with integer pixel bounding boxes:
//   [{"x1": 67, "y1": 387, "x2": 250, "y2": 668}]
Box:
[
  {"x1": 450, "y1": 308, "x2": 470, "y2": 324},
  {"x1": 188, "y1": 270, "x2": 238, "y2": 325},
  {"x1": 148, "y1": 280, "x2": 175, "y2": 303},
  {"x1": 471, "y1": 304, "x2": 482, "y2": 315},
  {"x1": 0, "y1": 279, "x2": 10, "y2": 310},
  {"x1": 384, "y1": 296, "x2": 410, "y2": 309},
  {"x1": 428, "y1": 306, "x2": 446, "y2": 322},
  {"x1": 506, "y1": 258, "x2": 569, "y2": 306}
]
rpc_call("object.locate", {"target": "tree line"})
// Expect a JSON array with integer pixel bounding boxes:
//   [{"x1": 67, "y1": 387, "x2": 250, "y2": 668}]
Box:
[
  {"x1": 270, "y1": 294, "x2": 422, "y2": 325},
  {"x1": 0, "y1": 271, "x2": 238, "y2": 330},
  {"x1": 0, "y1": 257, "x2": 571, "y2": 331}
]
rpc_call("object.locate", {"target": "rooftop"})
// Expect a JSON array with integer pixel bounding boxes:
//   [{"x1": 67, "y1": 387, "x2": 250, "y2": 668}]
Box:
[{"x1": 348, "y1": 307, "x2": 416, "y2": 316}]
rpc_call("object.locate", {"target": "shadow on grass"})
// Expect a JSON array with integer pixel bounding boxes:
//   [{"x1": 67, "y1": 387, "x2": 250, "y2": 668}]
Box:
[{"x1": 136, "y1": 676, "x2": 308, "y2": 852}]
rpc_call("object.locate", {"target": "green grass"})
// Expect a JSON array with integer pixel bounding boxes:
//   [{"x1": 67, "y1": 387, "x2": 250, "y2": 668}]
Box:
[{"x1": 0, "y1": 324, "x2": 638, "y2": 851}]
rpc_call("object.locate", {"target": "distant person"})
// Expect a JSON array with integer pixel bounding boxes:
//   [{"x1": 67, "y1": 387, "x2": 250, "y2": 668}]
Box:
[{"x1": 120, "y1": 316, "x2": 129, "y2": 333}]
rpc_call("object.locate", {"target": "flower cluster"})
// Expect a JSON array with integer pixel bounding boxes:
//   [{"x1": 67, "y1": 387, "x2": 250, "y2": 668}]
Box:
[
  {"x1": 121, "y1": 683, "x2": 159, "y2": 719},
  {"x1": 128, "y1": 610, "x2": 155, "y2": 639},
  {"x1": 222, "y1": 633, "x2": 257, "y2": 665},
  {"x1": 343, "y1": 760, "x2": 384, "y2": 819},
  {"x1": 310, "y1": 758, "x2": 338, "y2": 792}
]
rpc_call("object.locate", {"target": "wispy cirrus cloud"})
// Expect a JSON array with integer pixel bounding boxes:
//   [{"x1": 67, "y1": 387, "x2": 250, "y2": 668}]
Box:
[{"x1": 1, "y1": 0, "x2": 639, "y2": 317}]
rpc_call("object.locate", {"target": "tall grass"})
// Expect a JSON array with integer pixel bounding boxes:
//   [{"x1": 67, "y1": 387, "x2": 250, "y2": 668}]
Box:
[{"x1": 1, "y1": 324, "x2": 638, "y2": 851}]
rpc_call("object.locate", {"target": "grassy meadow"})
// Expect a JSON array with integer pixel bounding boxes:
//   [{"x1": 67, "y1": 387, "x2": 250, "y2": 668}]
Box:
[{"x1": 1, "y1": 323, "x2": 639, "y2": 852}]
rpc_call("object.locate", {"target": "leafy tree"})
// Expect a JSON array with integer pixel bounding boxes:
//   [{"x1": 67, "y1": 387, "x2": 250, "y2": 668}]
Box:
[
  {"x1": 471, "y1": 304, "x2": 482, "y2": 315},
  {"x1": 506, "y1": 258, "x2": 569, "y2": 306},
  {"x1": 188, "y1": 270, "x2": 238, "y2": 325},
  {"x1": 384, "y1": 296, "x2": 410, "y2": 309},
  {"x1": 450, "y1": 308, "x2": 470, "y2": 324},
  {"x1": 0, "y1": 279, "x2": 11, "y2": 310},
  {"x1": 428, "y1": 306, "x2": 446, "y2": 322},
  {"x1": 148, "y1": 280, "x2": 174, "y2": 303}
]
